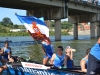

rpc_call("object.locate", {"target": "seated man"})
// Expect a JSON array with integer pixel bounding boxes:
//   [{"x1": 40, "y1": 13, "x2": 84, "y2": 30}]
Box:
[
  {"x1": 0, "y1": 42, "x2": 12, "y2": 64},
  {"x1": 50, "y1": 46, "x2": 66, "y2": 69},
  {"x1": 1, "y1": 42, "x2": 12, "y2": 60},
  {"x1": 80, "y1": 48, "x2": 91, "y2": 72}
]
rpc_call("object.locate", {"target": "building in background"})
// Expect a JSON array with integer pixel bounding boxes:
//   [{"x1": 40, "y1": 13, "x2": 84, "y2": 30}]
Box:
[{"x1": 10, "y1": 29, "x2": 26, "y2": 32}]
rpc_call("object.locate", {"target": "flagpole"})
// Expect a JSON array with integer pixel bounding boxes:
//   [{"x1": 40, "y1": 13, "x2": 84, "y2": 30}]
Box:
[
  {"x1": 34, "y1": 39, "x2": 45, "y2": 54},
  {"x1": 28, "y1": 30, "x2": 45, "y2": 54}
]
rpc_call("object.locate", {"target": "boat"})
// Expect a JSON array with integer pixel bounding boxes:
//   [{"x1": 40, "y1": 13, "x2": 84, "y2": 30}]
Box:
[{"x1": 0, "y1": 60, "x2": 86, "y2": 75}]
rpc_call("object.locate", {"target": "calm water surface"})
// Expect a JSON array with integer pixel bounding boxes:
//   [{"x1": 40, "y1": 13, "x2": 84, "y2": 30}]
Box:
[{"x1": 0, "y1": 35, "x2": 97, "y2": 66}]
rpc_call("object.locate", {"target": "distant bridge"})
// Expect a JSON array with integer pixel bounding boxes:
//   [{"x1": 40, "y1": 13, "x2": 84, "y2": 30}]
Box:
[{"x1": 0, "y1": 0, "x2": 100, "y2": 40}]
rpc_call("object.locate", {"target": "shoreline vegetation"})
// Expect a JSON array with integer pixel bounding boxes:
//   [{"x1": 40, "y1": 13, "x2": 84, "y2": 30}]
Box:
[
  {"x1": 0, "y1": 17, "x2": 73, "y2": 36},
  {"x1": 0, "y1": 30, "x2": 69, "y2": 37}
]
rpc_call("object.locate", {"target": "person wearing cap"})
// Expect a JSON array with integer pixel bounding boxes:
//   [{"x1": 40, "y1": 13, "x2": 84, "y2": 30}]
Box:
[
  {"x1": 41, "y1": 37, "x2": 54, "y2": 65},
  {"x1": 87, "y1": 37, "x2": 100, "y2": 75},
  {"x1": 50, "y1": 46, "x2": 66, "y2": 69},
  {"x1": 80, "y1": 48, "x2": 91, "y2": 73},
  {"x1": 64, "y1": 46, "x2": 75, "y2": 68}
]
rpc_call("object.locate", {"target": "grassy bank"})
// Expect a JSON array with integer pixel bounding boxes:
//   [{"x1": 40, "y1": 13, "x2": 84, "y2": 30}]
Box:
[
  {"x1": 0, "y1": 32, "x2": 29, "y2": 36},
  {"x1": 0, "y1": 31, "x2": 69, "y2": 36},
  {"x1": 50, "y1": 31, "x2": 69, "y2": 36}
]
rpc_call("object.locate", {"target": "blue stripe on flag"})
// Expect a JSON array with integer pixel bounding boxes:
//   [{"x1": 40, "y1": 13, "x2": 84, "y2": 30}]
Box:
[{"x1": 16, "y1": 14, "x2": 47, "y2": 27}]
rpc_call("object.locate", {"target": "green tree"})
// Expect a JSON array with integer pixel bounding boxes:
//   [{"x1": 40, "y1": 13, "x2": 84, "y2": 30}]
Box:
[
  {"x1": 61, "y1": 21, "x2": 73, "y2": 30},
  {"x1": 18, "y1": 25, "x2": 25, "y2": 29},
  {"x1": 13, "y1": 24, "x2": 19, "y2": 29},
  {"x1": 1, "y1": 17, "x2": 13, "y2": 26},
  {"x1": 50, "y1": 21, "x2": 54, "y2": 28}
]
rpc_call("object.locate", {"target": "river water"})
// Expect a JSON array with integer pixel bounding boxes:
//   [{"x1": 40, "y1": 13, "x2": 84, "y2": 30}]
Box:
[{"x1": 0, "y1": 35, "x2": 97, "y2": 66}]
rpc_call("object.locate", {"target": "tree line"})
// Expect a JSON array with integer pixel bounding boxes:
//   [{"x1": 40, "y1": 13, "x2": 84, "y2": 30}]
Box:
[
  {"x1": 50, "y1": 21, "x2": 73, "y2": 31},
  {"x1": 0, "y1": 17, "x2": 25, "y2": 33},
  {"x1": 0, "y1": 17, "x2": 73, "y2": 36}
]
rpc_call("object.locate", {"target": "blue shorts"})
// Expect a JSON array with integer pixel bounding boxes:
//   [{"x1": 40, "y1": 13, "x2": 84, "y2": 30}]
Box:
[
  {"x1": 0, "y1": 56, "x2": 2, "y2": 60},
  {"x1": 44, "y1": 52, "x2": 53, "y2": 59}
]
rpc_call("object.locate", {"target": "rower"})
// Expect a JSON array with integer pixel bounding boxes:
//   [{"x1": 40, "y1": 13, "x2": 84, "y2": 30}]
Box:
[
  {"x1": 65, "y1": 46, "x2": 75, "y2": 68},
  {"x1": 41, "y1": 37, "x2": 54, "y2": 65},
  {"x1": 80, "y1": 48, "x2": 90, "y2": 72},
  {"x1": 1, "y1": 42, "x2": 12, "y2": 63},
  {"x1": 50, "y1": 46, "x2": 66, "y2": 69}
]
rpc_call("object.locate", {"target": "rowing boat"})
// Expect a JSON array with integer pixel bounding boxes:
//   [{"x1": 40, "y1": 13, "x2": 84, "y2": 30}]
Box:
[{"x1": 1, "y1": 61, "x2": 86, "y2": 75}]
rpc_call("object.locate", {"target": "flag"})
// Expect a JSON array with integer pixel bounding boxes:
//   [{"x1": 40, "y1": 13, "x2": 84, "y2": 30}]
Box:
[{"x1": 16, "y1": 14, "x2": 49, "y2": 41}]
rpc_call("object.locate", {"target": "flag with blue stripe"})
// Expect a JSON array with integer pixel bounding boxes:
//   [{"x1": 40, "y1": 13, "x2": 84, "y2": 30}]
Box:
[{"x1": 16, "y1": 14, "x2": 49, "y2": 40}]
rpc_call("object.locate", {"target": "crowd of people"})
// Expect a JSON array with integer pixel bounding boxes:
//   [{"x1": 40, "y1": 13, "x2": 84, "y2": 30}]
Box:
[
  {"x1": 73, "y1": 0, "x2": 100, "y2": 6},
  {"x1": 0, "y1": 37, "x2": 100, "y2": 75}
]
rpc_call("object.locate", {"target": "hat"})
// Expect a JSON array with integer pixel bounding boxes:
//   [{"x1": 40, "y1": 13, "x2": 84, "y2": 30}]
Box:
[{"x1": 65, "y1": 46, "x2": 76, "y2": 52}]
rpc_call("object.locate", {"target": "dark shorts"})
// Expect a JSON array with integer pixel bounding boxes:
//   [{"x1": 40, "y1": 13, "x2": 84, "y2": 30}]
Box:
[
  {"x1": 44, "y1": 52, "x2": 53, "y2": 59},
  {"x1": 0, "y1": 56, "x2": 2, "y2": 60},
  {"x1": 87, "y1": 54, "x2": 100, "y2": 75}
]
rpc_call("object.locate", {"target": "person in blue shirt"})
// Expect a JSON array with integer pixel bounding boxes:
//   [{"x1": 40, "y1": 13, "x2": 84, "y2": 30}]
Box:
[
  {"x1": 41, "y1": 37, "x2": 54, "y2": 65},
  {"x1": 87, "y1": 37, "x2": 100, "y2": 75},
  {"x1": 80, "y1": 48, "x2": 91, "y2": 73},
  {"x1": 50, "y1": 46, "x2": 66, "y2": 69},
  {"x1": 1, "y1": 42, "x2": 12, "y2": 63},
  {"x1": 64, "y1": 46, "x2": 75, "y2": 68}
]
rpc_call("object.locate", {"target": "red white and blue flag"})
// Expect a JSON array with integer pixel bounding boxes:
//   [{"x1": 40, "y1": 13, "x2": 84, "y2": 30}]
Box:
[{"x1": 16, "y1": 14, "x2": 49, "y2": 41}]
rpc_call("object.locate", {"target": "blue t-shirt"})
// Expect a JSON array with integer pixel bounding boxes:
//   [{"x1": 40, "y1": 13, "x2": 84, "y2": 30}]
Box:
[
  {"x1": 90, "y1": 43, "x2": 100, "y2": 60},
  {"x1": 54, "y1": 54, "x2": 65, "y2": 67},
  {"x1": 3, "y1": 47, "x2": 11, "y2": 60},
  {"x1": 42, "y1": 41, "x2": 54, "y2": 53}
]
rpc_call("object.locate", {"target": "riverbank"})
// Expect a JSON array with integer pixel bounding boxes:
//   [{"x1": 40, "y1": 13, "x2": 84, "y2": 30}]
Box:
[
  {"x1": 0, "y1": 30, "x2": 95, "y2": 36},
  {"x1": 68, "y1": 30, "x2": 97, "y2": 35},
  {"x1": 0, "y1": 31, "x2": 69, "y2": 36},
  {"x1": 0, "y1": 32, "x2": 30, "y2": 36}
]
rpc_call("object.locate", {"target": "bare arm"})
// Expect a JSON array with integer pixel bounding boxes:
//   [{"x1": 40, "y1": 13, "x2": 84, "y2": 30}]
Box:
[
  {"x1": 0, "y1": 48, "x2": 4, "y2": 55},
  {"x1": 50, "y1": 54, "x2": 55, "y2": 65},
  {"x1": 8, "y1": 52, "x2": 11, "y2": 59},
  {"x1": 70, "y1": 50, "x2": 73, "y2": 60},
  {"x1": 97, "y1": 37, "x2": 100, "y2": 44},
  {"x1": 80, "y1": 59, "x2": 87, "y2": 72},
  {"x1": 0, "y1": 48, "x2": 4, "y2": 56},
  {"x1": 10, "y1": 47, "x2": 12, "y2": 55},
  {"x1": 1, "y1": 48, "x2": 9, "y2": 56}
]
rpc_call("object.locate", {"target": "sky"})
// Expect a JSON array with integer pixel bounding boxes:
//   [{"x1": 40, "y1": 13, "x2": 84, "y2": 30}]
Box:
[
  {"x1": 0, "y1": 7, "x2": 26, "y2": 25},
  {"x1": 0, "y1": 7, "x2": 68, "y2": 25}
]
